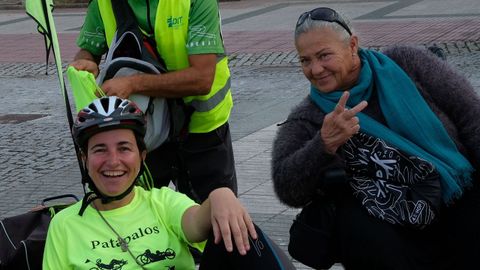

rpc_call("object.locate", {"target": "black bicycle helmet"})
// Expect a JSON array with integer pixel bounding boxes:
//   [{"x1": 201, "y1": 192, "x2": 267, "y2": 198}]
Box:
[{"x1": 73, "y1": 96, "x2": 146, "y2": 148}]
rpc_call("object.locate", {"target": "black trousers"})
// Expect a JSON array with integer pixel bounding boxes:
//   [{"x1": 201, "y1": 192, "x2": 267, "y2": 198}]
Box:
[
  {"x1": 145, "y1": 123, "x2": 237, "y2": 202},
  {"x1": 200, "y1": 223, "x2": 296, "y2": 270},
  {"x1": 334, "y1": 184, "x2": 480, "y2": 270}
]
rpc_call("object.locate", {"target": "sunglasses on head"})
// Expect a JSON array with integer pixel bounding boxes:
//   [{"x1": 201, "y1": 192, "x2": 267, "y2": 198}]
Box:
[{"x1": 296, "y1": 7, "x2": 352, "y2": 36}]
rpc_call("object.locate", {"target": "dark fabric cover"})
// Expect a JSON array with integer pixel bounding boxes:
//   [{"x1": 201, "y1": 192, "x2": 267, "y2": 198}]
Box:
[
  {"x1": 0, "y1": 210, "x2": 51, "y2": 270},
  {"x1": 288, "y1": 197, "x2": 337, "y2": 269}
]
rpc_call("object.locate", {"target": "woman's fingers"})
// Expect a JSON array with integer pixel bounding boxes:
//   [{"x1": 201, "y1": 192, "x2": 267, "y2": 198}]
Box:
[
  {"x1": 322, "y1": 93, "x2": 367, "y2": 153},
  {"x1": 212, "y1": 219, "x2": 221, "y2": 244},
  {"x1": 345, "y1": 100, "x2": 368, "y2": 118},
  {"x1": 218, "y1": 217, "x2": 248, "y2": 255},
  {"x1": 341, "y1": 102, "x2": 367, "y2": 119},
  {"x1": 245, "y1": 213, "x2": 257, "y2": 240},
  {"x1": 208, "y1": 188, "x2": 258, "y2": 255},
  {"x1": 218, "y1": 219, "x2": 234, "y2": 252},
  {"x1": 334, "y1": 91, "x2": 350, "y2": 114},
  {"x1": 232, "y1": 218, "x2": 249, "y2": 255},
  {"x1": 350, "y1": 124, "x2": 361, "y2": 134},
  {"x1": 334, "y1": 92, "x2": 368, "y2": 119}
]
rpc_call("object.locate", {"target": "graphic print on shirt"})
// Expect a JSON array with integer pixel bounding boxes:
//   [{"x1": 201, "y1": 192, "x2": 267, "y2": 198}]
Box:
[
  {"x1": 86, "y1": 225, "x2": 179, "y2": 268},
  {"x1": 343, "y1": 133, "x2": 439, "y2": 227},
  {"x1": 84, "y1": 248, "x2": 177, "y2": 269},
  {"x1": 136, "y1": 248, "x2": 176, "y2": 265},
  {"x1": 90, "y1": 226, "x2": 160, "y2": 250},
  {"x1": 85, "y1": 258, "x2": 128, "y2": 270},
  {"x1": 187, "y1": 24, "x2": 218, "y2": 49}
]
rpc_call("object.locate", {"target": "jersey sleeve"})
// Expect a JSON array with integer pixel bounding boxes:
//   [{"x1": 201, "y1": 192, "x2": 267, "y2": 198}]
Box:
[
  {"x1": 76, "y1": 0, "x2": 109, "y2": 56},
  {"x1": 153, "y1": 187, "x2": 198, "y2": 243},
  {"x1": 186, "y1": 0, "x2": 225, "y2": 55}
]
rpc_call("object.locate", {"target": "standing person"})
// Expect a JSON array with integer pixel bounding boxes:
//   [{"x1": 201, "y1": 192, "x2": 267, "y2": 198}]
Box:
[
  {"x1": 70, "y1": 0, "x2": 236, "y2": 203},
  {"x1": 271, "y1": 7, "x2": 480, "y2": 270},
  {"x1": 43, "y1": 96, "x2": 295, "y2": 270}
]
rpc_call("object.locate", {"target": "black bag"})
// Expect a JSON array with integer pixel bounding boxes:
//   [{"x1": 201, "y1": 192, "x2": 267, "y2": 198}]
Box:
[
  {"x1": 0, "y1": 194, "x2": 78, "y2": 270},
  {"x1": 288, "y1": 197, "x2": 337, "y2": 269}
]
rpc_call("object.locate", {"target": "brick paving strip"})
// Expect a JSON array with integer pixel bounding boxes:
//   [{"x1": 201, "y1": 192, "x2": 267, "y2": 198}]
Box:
[
  {"x1": 1, "y1": 40, "x2": 479, "y2": 77},
  {"x1": 1, "y1": 17, "x2": 480, "y2": 64}
]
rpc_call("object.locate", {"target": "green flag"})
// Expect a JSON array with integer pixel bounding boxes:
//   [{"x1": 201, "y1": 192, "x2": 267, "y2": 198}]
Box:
[
  {"x1": 25, "y1": 0, "x2": 88, "y2": 184},
  {"x1": 25, "y1": 0, "x2": 65, "y2": 96},
  {"x1": 67, "y1": 66, "x2": 106, "y2": 112}
]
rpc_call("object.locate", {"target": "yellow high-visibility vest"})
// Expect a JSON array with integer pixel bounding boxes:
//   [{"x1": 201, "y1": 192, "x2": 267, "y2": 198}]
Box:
[{"x1": 98, "y1": 0, "x2": 233, "y2": 133}]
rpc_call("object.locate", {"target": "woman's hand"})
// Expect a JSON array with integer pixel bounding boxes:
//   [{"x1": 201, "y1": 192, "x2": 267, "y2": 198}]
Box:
[
  {"x1": 208, "y1": 187, "x2": 257, "y2": 255},
  {"x1": 321, "y1": 91, "x2": 368, "y2": 154}
]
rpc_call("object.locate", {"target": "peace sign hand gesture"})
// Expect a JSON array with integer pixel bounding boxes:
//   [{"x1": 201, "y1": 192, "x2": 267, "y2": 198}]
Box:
[{"x1": 320, "y1": 91, "x2": 368, "y2": 154}]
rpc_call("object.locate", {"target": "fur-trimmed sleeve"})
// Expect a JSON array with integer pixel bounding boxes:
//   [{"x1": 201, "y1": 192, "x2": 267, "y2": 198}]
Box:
[
  {"x1": 271, "y1": 98, "x2": 344, "y2": 207},
  {"x1": 384, "y1": 45, "x2": 480, "y2": 168}
]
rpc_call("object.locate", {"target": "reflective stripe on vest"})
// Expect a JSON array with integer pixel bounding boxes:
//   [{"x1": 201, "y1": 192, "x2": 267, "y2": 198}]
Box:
[
  {"x1": 188, "y1": 74, "x2": 230, "y2": 112},
  {"x1": 97, "y1": 0, "x2": 232, "y2": 133}
]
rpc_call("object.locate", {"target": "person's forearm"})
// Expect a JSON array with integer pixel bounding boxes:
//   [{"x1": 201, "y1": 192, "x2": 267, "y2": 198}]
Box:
[
  {"x1": 182, "y1": 200, "x2": 212, "y2": 243},
  {"x1": 129, "y1": 53, "x2": 217, "y2": 98},
  {"x1": 130, "y1": 66, "x2": 213, "y2": 98},
  {"x1": 98, "y1": 53, "x2": 217, "y2": 98}
]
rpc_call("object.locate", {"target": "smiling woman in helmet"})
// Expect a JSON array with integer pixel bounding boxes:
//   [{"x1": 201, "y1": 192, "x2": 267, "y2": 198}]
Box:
[
  {"x1": 42, "y1": 96, "x2": 295, "y2": 270},
  {"x1": 74, "y1": 97, "x2": 149, "y2": 211}
]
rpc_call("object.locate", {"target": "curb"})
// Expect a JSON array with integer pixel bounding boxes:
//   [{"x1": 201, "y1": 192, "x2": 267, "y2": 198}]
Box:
[{"x1": 0, "y1": 4, "x2": 24, "y2": 10}]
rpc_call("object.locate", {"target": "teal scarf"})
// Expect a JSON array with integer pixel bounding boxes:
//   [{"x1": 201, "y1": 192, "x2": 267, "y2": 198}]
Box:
[{"x1": 310, "y1": 48, "x2": 473, "y2": 203}]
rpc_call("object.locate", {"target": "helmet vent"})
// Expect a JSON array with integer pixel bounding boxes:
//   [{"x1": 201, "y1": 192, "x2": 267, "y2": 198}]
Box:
[
  {"x1": 115, "y1": 98, "x2": 123, "y2": 109},
  {"x1": 100, "y1": 97, "x2": 110, "y2": 112},
  {"x1": 88, "y1": 103, "x2": 98, "y2": 113}
]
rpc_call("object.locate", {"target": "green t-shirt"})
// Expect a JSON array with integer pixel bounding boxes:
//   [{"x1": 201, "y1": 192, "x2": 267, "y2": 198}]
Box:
[
  {"x1": 43, "y1": 186, "x2": 199, "y2": 270},
  {"x1": 77, "y1": 0, "x2": 225, "y2": 57}
]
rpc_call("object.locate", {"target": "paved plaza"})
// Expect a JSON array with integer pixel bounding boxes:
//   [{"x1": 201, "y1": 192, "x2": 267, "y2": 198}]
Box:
[{"x1": 0, "y1": 0, "x2": 479, "y2": 269}]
